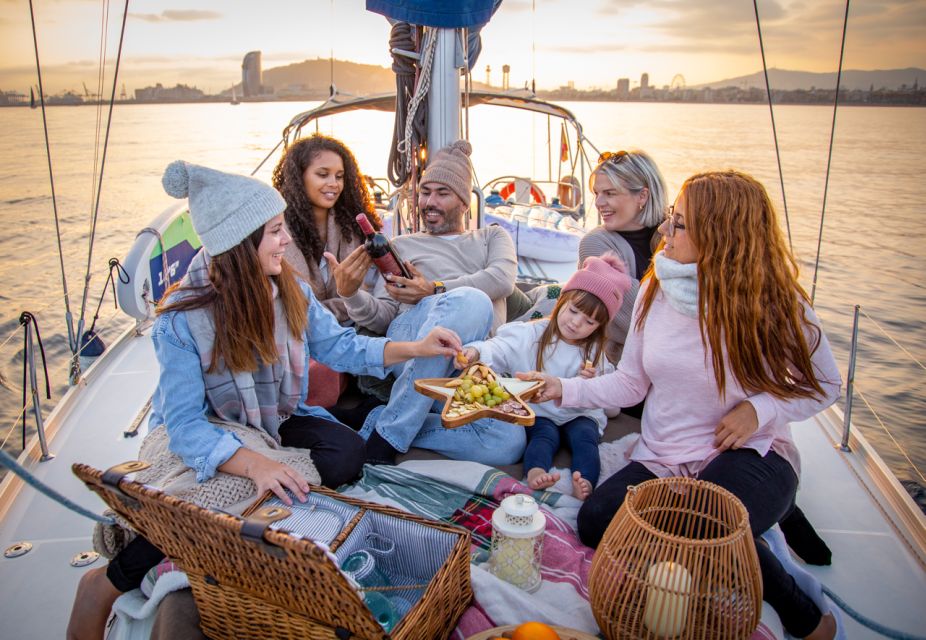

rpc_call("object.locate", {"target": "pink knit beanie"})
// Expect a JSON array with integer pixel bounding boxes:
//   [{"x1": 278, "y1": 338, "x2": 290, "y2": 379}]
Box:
[
  {"x1": 562, "y1": 253, "x2": 632, "y2": 320},
  {"x1": 420, "y1": 140, "x2": 473, "y2": 205}
]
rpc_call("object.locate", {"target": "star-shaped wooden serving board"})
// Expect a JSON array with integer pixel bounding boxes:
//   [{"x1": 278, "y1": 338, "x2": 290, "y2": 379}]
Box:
[{"x1": 414, "y1": 362, "x2": 544, "y2": 428}]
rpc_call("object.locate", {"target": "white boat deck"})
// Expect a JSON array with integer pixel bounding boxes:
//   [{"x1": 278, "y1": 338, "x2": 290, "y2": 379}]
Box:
[{"x1": 1, "y1": 327, "x2": 924, "y2": 638}]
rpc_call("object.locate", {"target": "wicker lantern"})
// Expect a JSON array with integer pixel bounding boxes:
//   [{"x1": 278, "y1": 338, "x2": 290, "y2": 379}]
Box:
[
  {"x1": 588, "y1": 477, "x2": 762, "y2": 640},
  {"x1": 489, "y1": 494, "x2": 546, "y2": 592}
]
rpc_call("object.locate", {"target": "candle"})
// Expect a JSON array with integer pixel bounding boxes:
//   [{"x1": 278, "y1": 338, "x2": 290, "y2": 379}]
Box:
[
  {"x1": 643, "y1": 561, "x2": 692, "y2": 637},
  {"x1": 492, "y1": 536, "x2": 537, "y2": 587}
]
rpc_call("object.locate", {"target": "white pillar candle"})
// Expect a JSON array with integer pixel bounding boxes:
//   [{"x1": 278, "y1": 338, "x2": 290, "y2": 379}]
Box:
[{"x1": 642, "y1": 561, "x2": 693, "y2": 637}]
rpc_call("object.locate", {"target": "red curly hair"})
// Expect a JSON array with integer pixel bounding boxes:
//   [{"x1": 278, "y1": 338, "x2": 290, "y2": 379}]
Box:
[{"x1": 637, "y1": 170, "x2": 825, "y2": 400}]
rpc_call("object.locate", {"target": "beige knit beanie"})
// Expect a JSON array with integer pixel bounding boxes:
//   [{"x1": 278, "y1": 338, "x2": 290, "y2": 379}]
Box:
[{"x1": 420, "y1": 140, "x2": 473, "y2": 205}]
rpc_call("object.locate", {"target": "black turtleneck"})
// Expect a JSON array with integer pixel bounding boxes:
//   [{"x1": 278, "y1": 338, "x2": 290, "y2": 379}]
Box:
[{"x1": 619, "y1": 226, "x2": 659, "y2": 278}]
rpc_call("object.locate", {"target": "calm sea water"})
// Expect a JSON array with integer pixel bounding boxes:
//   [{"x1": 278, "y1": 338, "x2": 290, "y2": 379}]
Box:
[{"x1": 0, "y1": 101, "x2": 923, "y2": 500}]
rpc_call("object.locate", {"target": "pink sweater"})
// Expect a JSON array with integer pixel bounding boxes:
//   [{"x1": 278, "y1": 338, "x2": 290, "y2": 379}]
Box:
[{"x1": 560, "y1": 285, "x2": 842, "y2": 477}]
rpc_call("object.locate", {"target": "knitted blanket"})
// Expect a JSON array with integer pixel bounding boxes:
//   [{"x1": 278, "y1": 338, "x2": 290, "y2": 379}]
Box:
[{"x1": 93, "y1": 420, "x2": 320, "y2": 558}]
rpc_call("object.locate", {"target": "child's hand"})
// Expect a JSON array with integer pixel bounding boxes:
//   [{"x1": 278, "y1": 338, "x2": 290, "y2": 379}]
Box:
[
  {"x1": 578, "y1": 359, "x2": 596, "y2": 379},
  {"x1": 454, "y1": 347, "x2": 479, "y2": 369}
]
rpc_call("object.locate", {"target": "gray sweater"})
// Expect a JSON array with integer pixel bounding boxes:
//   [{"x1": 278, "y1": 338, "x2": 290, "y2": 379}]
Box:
[
  {"x1": 343, "y1": 225, "x2": 517, "y2": 335},
  {"x1": 578, "y1": 227, "x2": 652, "y2": 364}
]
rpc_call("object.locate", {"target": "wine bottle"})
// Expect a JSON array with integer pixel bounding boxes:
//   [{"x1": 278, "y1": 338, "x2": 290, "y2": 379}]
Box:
[{"x1": 356, "y1": 213, "x2": 412, "y2": 281}]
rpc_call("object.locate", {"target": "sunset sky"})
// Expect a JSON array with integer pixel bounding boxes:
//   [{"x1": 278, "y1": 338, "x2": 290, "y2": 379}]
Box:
[{"x1": 1, "y1": 0, "x2": 923, "y2": 95}]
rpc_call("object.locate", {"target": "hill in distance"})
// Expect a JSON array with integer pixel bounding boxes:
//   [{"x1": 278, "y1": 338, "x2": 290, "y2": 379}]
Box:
[
  {"x1": 261, "y1": 58, "x2": 395, "y2": 95},
  {"x1": 257, "y1": 59, "x2": 924, "y2": 95},
  {"x1": 259, "y1": 57, "x2": 490, "y2": 95},
  {"x1": 694, "y1": 67, "x2": 925, "y2": 91}
]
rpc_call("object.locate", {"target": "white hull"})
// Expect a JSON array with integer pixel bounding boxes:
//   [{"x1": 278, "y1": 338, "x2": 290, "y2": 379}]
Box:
[{"x1": 1, "y1": 321, "x2": 924, "y2": 637}]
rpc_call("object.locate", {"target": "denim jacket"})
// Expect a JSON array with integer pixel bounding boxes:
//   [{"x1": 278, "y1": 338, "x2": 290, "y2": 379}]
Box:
[{"x1": 149, "y1": 283, "x2": 388, "y2": 482}]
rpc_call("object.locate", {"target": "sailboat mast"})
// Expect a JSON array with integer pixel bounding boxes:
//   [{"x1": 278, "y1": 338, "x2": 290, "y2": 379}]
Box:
[{"x1": 427, "y1": 28, "x2": 462, "y2": 152}]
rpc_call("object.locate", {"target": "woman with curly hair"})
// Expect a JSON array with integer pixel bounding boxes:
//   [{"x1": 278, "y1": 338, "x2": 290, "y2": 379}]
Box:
[
  {"x1": 521, "y1": 170, "x2": 841, "y2": 639},
  {"x1": 272, "y1": 134, "x2": 382, "y2": 323}
]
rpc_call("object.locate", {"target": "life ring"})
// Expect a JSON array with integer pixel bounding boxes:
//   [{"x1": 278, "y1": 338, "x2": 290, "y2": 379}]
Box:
[{"x1": 499, "y1": 180, "x2": 545, "y2": 205}]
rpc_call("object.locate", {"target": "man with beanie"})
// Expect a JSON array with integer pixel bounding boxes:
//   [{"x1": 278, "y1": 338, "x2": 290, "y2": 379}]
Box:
[{"x1": 327, "y1": 140, "x2": 521, "y2": 465}]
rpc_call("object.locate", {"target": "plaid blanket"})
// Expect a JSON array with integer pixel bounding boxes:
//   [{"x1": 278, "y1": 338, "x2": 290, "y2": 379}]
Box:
[{"x1": 344, "y1": 462, "x2": 783, "y2": 638}]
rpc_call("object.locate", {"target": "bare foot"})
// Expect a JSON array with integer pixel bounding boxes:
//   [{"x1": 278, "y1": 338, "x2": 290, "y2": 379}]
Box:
[
  {"x1": 526, "y1": 467, "x2": 560, "y2": 490},
  {"x1": 803, "y1": 612, "x2": 836, "y2": 640},
  {"x1": 572, "y1": 471, "x2": 593, "y2": 500},
  {"x1": 67, "y1": 565, "x2": 121, "y2": 640}
]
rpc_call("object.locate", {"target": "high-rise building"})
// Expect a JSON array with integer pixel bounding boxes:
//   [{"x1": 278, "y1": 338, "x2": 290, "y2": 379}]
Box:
[
  {"x1": 502, "y1": 64, "x2": 510, "y2": 91},
  {"x1": 617, "y1": 78, "x2": 630, "y2": 99},
  {"x1": 242, "y1": 51, "x2": 262, "y2": 97},
  {"x1": 640, "y1": 73, "x2": 649, "y2": 90}
]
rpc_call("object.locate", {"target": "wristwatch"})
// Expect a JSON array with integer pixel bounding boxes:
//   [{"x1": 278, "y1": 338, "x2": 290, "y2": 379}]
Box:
[{"x1": 433, "y1": 280, "x2": 447, "y2": 295}]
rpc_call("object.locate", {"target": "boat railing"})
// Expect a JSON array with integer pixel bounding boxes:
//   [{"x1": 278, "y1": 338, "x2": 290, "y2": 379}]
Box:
[
  {"x1": 0, "y1": 293, "x2": 131, "y2": 464},
  {"x1": 840, "y1": 304, "x2": 926, "y2": 497}
]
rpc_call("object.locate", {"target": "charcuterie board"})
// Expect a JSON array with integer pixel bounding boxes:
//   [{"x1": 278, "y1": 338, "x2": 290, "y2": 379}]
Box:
[{"x1": 414, "y1": 362, "x2": 543, "y2": 428}]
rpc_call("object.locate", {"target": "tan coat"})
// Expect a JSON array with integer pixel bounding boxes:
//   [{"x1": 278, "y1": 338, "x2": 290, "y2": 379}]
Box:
[{"x1": 284, "y1": 213, "x2": 363, "y2": 324}]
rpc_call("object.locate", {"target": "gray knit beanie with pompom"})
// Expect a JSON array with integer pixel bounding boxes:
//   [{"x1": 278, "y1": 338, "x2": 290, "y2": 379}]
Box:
[
  {"x1": 162, "y1": 160, "x2": 286, "y2": 255},
  {"x1": 420, "y1": 140, "x2": 474, "y2": 205}
]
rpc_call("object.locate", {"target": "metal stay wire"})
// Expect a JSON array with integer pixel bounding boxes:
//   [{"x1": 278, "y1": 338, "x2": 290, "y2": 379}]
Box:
[
  {"x1": 752, "y1": 0, "x2": 792, "y2": 252},
  {"x1": 27, "y1": 0, "x2": 76, "y2": 354},
  {"x1": 810, "y1": 0, "x2": 852, "y2": 306},
  {"x1": 854, "y1": 383, "x2": 926, "y2": 486},
  {"x1": 88, "y1": 0, "x2": 111, "y2": 255},
  {"x1": 858, "y1": 308, "x2": 926, "y2": 372},
  {"x1": 75, "y1": 0, "x2": 131, "y2": 362}
]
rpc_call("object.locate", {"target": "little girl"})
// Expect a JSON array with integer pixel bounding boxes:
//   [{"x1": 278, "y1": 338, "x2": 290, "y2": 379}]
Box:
[{"x1": 458, "y1": 254, "x2": 631, "y2": 499}]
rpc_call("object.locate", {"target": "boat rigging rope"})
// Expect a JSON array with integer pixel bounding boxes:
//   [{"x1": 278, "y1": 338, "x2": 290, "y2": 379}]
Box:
[
  {"x1": 388, "y1": 23, "x2": 433, "y2": 187},
  {"x1": 27, "y1": 0, "x2": 76, "y2": 355},
  {"x1": 87, "y1": 259, "x2": 129, "y2": 335},
  {"x1": 751, "y1": 0, "x2": 793, "y2": 252},
  {"x1": 18, "y1": 313, "x2": 50, "y2": 450},
  {"x1": 822, "y1": 583, "x2": 926, "y2": 640},
  {"x1": 75, "y1": 0, "x2": 130, "y2": 378},
  {"x1": 810, "y1": 0, "x2": 851, "y2": 306},
  {"x1": 0, "y1": 449, "x2": 114, "y2": 525}
]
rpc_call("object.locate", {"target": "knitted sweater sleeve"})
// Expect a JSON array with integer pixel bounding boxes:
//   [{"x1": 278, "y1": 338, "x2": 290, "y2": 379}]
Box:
[
  {"x1": 442, "y1": 226, "x2": 517, "y2": 301},
  {"x1": 580, "y1": 228, "x2": 642, "y2": 363}
]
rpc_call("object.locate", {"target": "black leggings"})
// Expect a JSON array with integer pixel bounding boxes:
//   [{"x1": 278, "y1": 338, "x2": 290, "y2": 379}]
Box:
[
  {"x1": 577, "y1": 449, "x2": 823, "y2": 638},
  {"x1": 106, "y1": 415, "x2": 364, "y2": 593}
]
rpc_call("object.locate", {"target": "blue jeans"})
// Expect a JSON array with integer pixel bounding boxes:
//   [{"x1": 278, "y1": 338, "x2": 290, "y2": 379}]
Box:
[
  {"x1": 360, "y1": 287, "x2": 525, "y2": 465},
  {"x1": 578, "y1": 449, "x2": 822, "y2": 637},
  {"x1": 523, "y1": 415, "x2": 600, "y2": 484}
]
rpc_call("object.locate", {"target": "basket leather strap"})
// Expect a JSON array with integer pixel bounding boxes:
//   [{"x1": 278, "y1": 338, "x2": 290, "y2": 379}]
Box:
[
  {"x1": 240, "y1": 505, "x2": 292, "y2": 558},
  {"x1": 100, "y1": 460, "x2": 151, "y2": 508}
]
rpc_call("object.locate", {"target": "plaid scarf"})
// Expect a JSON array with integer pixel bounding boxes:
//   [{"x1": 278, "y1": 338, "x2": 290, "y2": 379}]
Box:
[{"x1": 181, "y1": 250, "x2": 306, "y2": 443}]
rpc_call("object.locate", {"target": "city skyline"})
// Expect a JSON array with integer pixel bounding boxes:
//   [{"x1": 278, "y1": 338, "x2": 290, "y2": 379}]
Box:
[{"x1": 1, "y1": 0, "x2": 924, "y2": 95}]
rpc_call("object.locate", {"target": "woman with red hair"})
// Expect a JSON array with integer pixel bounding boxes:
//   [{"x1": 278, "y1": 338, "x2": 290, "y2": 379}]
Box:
[{"x1": 522, "y1": 170, "x2": 841, "y2": 639}]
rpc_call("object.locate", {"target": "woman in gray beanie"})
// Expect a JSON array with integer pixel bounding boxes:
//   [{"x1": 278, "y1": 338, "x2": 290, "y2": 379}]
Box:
[{"x1": 67, "y1": 161, "x2": 463, "y2": 640}]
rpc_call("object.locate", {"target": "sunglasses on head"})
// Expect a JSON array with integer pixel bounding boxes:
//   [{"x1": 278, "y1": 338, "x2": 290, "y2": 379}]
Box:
[{"x1": 598, "y1": 150, "x2": 629, "y2": 165}]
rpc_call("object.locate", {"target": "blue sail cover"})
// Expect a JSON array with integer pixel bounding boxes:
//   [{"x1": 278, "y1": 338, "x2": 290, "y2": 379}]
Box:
[{"x1": 366, "y1": 0, "x2": 499, "y2": 28}]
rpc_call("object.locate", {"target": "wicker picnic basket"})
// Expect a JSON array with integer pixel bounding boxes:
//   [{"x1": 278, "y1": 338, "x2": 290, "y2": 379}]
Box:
[
  {"x1": 73, "y1": 461, "x2": 473, "y2": 640},
  {"x1": 588, "y1": 477, "x2": 762, "y2": 640}
]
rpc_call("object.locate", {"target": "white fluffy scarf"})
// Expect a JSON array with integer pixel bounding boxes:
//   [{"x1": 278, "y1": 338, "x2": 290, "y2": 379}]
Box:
[{"x1": 653, "y1": 251, "x2": 699, "y2": 317}]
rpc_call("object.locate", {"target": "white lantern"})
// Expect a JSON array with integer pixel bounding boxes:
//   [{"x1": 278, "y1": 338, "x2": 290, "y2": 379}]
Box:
[{"x1": 489, "y1": 494, "x2": 546, "y2": 592}]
